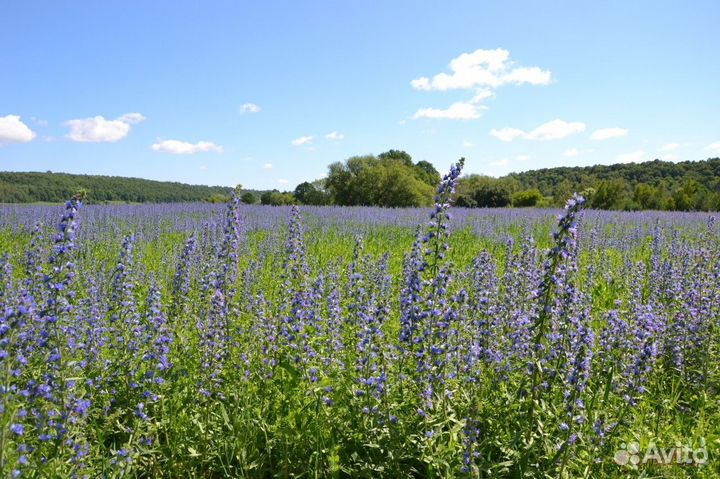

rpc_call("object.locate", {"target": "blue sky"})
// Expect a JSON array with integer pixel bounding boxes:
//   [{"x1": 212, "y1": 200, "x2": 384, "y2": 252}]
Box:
[{"x1": 1, "y1": 1, "x2": 719, "y2": 189}]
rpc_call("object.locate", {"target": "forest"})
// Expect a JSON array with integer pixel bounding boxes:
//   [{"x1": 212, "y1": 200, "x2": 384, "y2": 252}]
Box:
[
  {"x1": 2, "y1": 154, "x2": 719, "y2": 211},
  {"x1": 0, "y1": 171, "x2": 232, "y2": 203}
]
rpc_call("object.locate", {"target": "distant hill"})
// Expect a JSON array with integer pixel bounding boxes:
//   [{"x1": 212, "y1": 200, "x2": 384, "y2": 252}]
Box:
[
  {"x1": 3, "y1": 157, "x2": 719, "y2": 210},
  {"x1": 0, "y1": 171, "x2": 238, "y2": 203},
  {"x1": 506, "y1": 157, "x2": 720, "y2": 194},
  {"x1": 502, "y1": 157, "x2": 720, "y2": 210}
]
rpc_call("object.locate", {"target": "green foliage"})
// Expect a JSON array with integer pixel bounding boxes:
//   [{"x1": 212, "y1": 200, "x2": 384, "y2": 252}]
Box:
[
  {"x1": 0, "y1": 171, "x2": 232, "y2": 203},
  {"x1": 294, "y1": 181, "x2": 330, "y2": 205},
  {"x1": 240, "y1": 192, "x2": 257, "y2": 204},
  {"x1": 325, "y1": 150, "x2": 435, "y2": 207},
  {"x1": 260, "y1": 189, "x2": 296, "y2": 206},
  {"x1": 506, "y1": 157, "x2": 720, "y2": 210},
  {"x1": 512, "y1": 188, "x2": 544, "y2": 207},
  {"x1": 413, "y1": 160, "x2": 441, "y2": 187},
  {"x1": 591, "y1": 179, "x2": 629, "y2": 210},
  {"x1": 457, "y1": 175, "x2": 513, "y2": 208},
  {"x1": 378, "y1": 149, "x2": 413, "y2": 167}
]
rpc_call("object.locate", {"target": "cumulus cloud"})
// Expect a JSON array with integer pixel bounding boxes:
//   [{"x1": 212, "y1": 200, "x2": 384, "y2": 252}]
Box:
[
  {"x1": 292, "y1": 135, "x2": 314, "y2": 146},
  {"x1": 409, "y1": 49, "x2": 549, "y2": 121},
  {"x1": 660, "y1": 143, "x2": 679, "y2": 151},
  {"x1": 469, "y1": 89, "x2": 494, "y2": 104},
  {"x1": 490, "y1": 119, "x2": 586, "y2": 142},
  {"x1": 263, "y1": 163, "x2": 273, "y2": 169},
  {"x1": 411, "y1": 48, "x2": 551, "y2": 91},
  {"x1": 564, "y1": 148, "x2": 579, "y2": 157},
  {"x1": 590, "y1": 127, "x2": 628, "y2": 140},
  {"x1": 412, "y1": 102, "x2": 483, "y2": 120},
  {"x1": 463, "y1": 140, "x2": 474, "y2": 147},
  {"x1": 0, "y1": 115, "x2": 36, "y2": 145},
  {"x1": 240, "y1": 103, "x2": 261, "y2": 114},
  {"x1": 526, "y1": 119, "x2": 586, "y2": 141},
  {"x1": 490, "y1": 158, "x2": 510, "y2": 167},
  {"x1": 704, "y1": 142, "x2": 720, "y2": 154},
  {"x1": 324, "y1": 131, "x2": 344, "y2": 140},
  {"x1": 117, "y1": 113, "x2": 145, "y2": 124},
  {"x1": 65, "y1": 112, "x2": 145, "y2": 143},
  {"x1": 489, "y1": 127, "x2": 526, "y2": 142},
  {"x1": 516, "y1": 154, "x2": 530, "y2": 161},
  {"x1": 616, "y1": 150, "x2": 645, "y2": 164},
  {"x1": 151, "y1": 139, "x2": 224, "y2": 155},
  {"x1": 30, "y1": 117, "x2": 48, "y2": 127},
  {"x1": 277, "y1": 179, "x2": 289, "y2": 184}
]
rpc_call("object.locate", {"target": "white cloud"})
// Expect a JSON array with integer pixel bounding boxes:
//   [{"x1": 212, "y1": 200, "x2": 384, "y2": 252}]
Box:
[
  {"x1": 324, "y1": 131, "x2": 344, "y2": 140},
  {"x1": 660, "y1": 143, "x2": 679, "y2": 151},
  {"x1": 117, "y1": 113, "x2": 145, "y2": 124},
  {"x1": 463, "y1": 140, "x2": 474, "y2": 147},
  {"x1": 704, "y1": 141, "x2": 720, "y2": 154},
  {"x1": 0, "y1": 115, "x2": 36, "y2": 145},
  {"x1": 590, "y1": 127, "x2": 628, "y2": 140},
  {"x1": 240, "y1": 103, "x2": 261, "y2": 114},
  {"x1": 151, "y1": 139, "x2": 224, "y2": 155},
  {"x1": 564, "y1": 148, "x2": 579, "y2": 157},
  {"x1": 412, "y1": 102, "x2": 483, "y2": 120},
  {"x1": 526, "y1": 119, "x2": 586, "y2": 141},
  {"x1": 490, "y1": 158, "x2": 510, "y2": 166},
  {"x1": 616, "y1": 150, "x2": 645, "y2": 164},
  {"x1": 410, "y1": 48, "x2": 551, "y2": 91},
  {"x1": 292, "y1": 135, "x2": 314, "y2": 146},
  {"x1": 30, "y1": 117, "x2": 48, "y2": 127},
  {"x1": 277, "y1": 179, "x2": 289, "y2": 184},
  {"x1": 516, "y1": 154, "x2": 530, "y2": 161},
  {"x1": 490, "y1": 127, "x2": 526, "y2": 142},
  {"x1": 263, "y1": 163, "x2": 273, "y2": 169},
  {"x1": 500, "y1": 66, "x2": 552, "y2": 85},
  {"x1": 65, "y1": 113, "x2": 145, "y2": 143},
  {"x1": 469, "y1": 89, "x2": 494, "y2": 104},
  {"x1": 199, "y1": 165, "x2": 208, "y2": 171},
  {"x1": 490, "y1": 119, "x2": 586, "y2": 142}
]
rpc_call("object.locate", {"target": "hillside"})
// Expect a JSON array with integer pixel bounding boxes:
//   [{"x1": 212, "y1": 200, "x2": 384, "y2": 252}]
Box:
[
  {"x1": 2, "y1": 157, "x2": 719, "y2": 210},
  {"x1": 506, "y1": 157, "x2": 720, "y2": 194},
  {"x1": 0, "y1": 171, "x2": 234, "y2": 203},
  {"x1": 504, "y1": 157, "x2": 720, "y2": 210}
]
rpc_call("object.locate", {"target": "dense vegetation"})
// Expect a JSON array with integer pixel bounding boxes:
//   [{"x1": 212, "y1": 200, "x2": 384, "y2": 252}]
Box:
[
  {"x1": 246, "y1": 154, "x2": 720, "y2": 211},
  {"x1": 488, "y1": 157, "x2": 720, "y2": 211},
  {"x1": 3, "y1": 155, "x2": 720, "y2": 211},
  {"x1": 1, "y1": 161, "x2": 719, "y2": 477},
  {"x1": 0, "y1": 171, "x2": 233, "y2": 203}
]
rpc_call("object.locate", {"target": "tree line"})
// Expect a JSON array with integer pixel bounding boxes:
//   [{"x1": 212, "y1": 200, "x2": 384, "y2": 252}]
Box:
[
  {"x1": 3, "y1": 154, "x2": 720, "y2": 211},
  {"x1": 256, "y1": 152, "x2": 720, "y2": 211},
  {"x1": 0, "y1": 171, "x2": 234, "y2": 204}
]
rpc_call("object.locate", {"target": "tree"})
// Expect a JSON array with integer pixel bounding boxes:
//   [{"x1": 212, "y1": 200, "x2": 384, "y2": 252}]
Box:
[
  {"x1": 414, "y1": 160, "x2": 441, "y2": 187},
  {"x1": 473, "y1": 183, "x2": 511, "y2": 207},
  {"x1": 456, "y1": 175, "x2": 512, "y2": 208},
  {"x1": 633, "y1": 183, "x2": 657, "y2": 210},
  {"x1": 325, "y1": 153, "x2": 435, "y2": 207},
  {"x1": 240, "y1": 192, "x2": 257, "y2": 204},
  {"x1": 512, "y1": 188, "x2": 543, "y2": 207},
  {"x1": 261, "y1": 190, "x2": 295, "y2": 206},
  {"x1": 378, "y1": 149, "x2": 413, "y2": 167},
  {"x1": 294, "y1": 181, "x2": 329, "y2": 205},
  {"x1": 590, "y1": 179, "x2": 628, "y2": 210}
]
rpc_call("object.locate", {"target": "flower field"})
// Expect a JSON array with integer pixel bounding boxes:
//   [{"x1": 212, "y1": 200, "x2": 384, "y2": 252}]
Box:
[{"x1": 1, "y1": 161, "x2": 719, "y2": 478}]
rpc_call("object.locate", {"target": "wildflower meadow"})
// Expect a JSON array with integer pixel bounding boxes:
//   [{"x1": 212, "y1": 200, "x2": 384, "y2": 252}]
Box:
[{"x1": 1, "y1": 160, "x2": 719, "y2": 478}]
